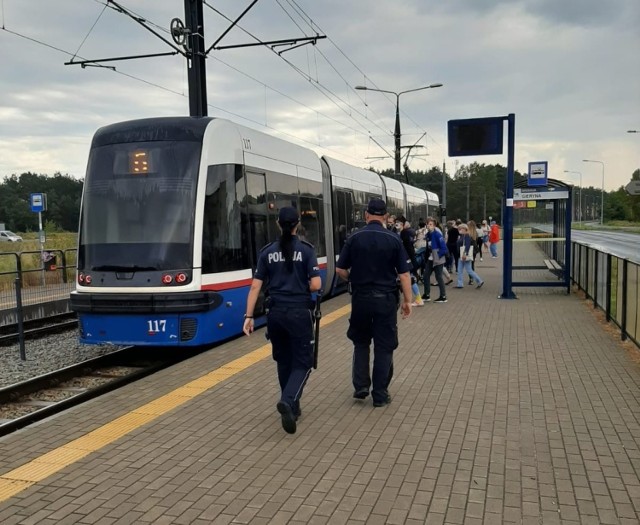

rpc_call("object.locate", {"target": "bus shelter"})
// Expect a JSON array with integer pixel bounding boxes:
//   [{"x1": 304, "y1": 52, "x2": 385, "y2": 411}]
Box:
[{"x1": 511, "y1": 178, "x2": 571, "y2": 293}]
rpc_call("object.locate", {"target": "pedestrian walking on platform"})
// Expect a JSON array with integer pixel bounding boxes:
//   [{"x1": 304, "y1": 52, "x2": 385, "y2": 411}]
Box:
[
  {"x1": 243, "y1": 206, "x2": 322, "y2": 434},
  {"x1": 336, "y1": 198, "x2": 413, "y2": 408},
  {"x1": 481, "y1": 219, "x2": 491, "y2": 253},
  {"x1": 455, "y1": 223, "x2": 484, "y2": 289},
  {"x1": 422, "y1": 218, "x2": 448, "y2": 303},
  {"x1": 397, "y1": 216, "x2": 423, "y2": 306},
  {"x1": 467, "y1": 220, "x2": 481, "y2": 284},
  {"x1": 446, "y1": 220, "x2": 460, "y2": 273},
  {"x1": 489, "y1": 220, "x2": 500, "y2": 258}
]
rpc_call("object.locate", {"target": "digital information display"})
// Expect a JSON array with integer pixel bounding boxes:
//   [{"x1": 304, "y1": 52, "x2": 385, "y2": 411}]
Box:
[{"x1": 447, "y1": 117, "x2": 504, "y2": 157}]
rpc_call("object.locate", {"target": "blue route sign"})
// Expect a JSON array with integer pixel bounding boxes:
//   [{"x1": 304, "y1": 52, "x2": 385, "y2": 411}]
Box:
[
  {"x1": 527, "y1": 161, "x2": 548, "y2": 186},
  {"x1": 30, "y1": 193, "x2": 47, "y2": 213}
]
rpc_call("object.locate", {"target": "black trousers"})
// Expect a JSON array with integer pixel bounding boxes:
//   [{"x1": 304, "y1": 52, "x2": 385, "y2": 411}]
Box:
[
  {"x1": 347, "y1": 291, "x2": 398, "y2": 404},
  {"x1": 447, "y1": 243, "x2": 459, "y2": 271},
  {"x1": 424, "y1": 260, "x2": 446, "y2": 298},
  {"x1": 267, "y1": 306, "x2": 314, "y2": 411}
]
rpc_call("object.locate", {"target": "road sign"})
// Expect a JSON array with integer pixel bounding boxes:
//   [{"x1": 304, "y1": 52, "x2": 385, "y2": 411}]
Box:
[
  {"x1": 625, "y1": 180, "x2": 640, "y2": 195},
  {"x1": 30, "y1": 193, "x2": 47, "y2": 212}
]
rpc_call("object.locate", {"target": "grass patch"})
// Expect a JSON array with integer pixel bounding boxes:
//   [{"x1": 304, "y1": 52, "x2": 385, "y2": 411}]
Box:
[{"x1": 0, "y1": 232, "x2": 77, "y2": 290}]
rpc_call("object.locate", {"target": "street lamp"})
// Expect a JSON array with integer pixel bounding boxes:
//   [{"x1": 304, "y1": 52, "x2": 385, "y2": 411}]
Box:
[
  {"x1": 563, "y1": 170, "x2": 583, "y2": 224},
  {"x1": 582, "y1": 159, "x2": 605, "y2": 225},
  {"x1": 355, "y1": 83, "x2": 443, "y2": 178}
]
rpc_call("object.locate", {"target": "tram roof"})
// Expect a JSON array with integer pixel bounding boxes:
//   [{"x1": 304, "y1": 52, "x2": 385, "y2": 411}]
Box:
[
  {"x1": 402, "y1": 183, "x2": 428, "y2": 203},
  {"x1": 321, "y1": 156, "x2": 382, "y2": 186},
  {"x1": 92, "y1": 117, "x2": 213, "y2": 147}
]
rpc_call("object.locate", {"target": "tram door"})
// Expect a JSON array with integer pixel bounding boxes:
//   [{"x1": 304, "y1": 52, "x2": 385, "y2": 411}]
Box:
[
  {"x1": 245, "y1": 171, "x2": 269, "y2": 314},
  {"x1": 245, "y1": 172, "x2": 269, "y2": 258}
]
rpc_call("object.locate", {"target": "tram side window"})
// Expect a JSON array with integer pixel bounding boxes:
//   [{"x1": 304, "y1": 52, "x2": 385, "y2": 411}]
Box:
[
  {"x1": 202, "y1": 165, "x2": 248, "y2": 273},
  {"x1": 352, "y1": 189, "x2": 372, "y2": 231},
  {"x1": 334, "y1": 190, "x2": 354, "y2": 251},
  {"x1": 268, "y1": 193, "x2": 298, "y2": 242},
  {"x1": 299, "y1": 196, "x2": 324, "y2": 257},
  {"x1": 246, "y1": 172, "x2": 270, "y2": 267}
]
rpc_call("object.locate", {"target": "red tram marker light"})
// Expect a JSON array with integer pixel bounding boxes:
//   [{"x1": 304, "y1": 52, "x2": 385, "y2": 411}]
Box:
[
  {"x1": 78, "y1": 273, "x2": 85, "y2": 284},
  {"x1": 84, "y1": 275, "x2": 93, "y2": 285},
  {"x1": 175, "y1": 272, "x2": 187, "y2": 284},
  {"x1": 162, "y1": 274, "x2": 173, "y2": 285}
]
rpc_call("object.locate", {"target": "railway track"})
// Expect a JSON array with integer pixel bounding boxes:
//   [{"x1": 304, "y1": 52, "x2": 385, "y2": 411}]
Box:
[
  {"x1": 0, "y1": 313, "x2": 78, "y2": 346},
  {"x1": 0, "y1": 346, "x2": 187, "y2": 437}
]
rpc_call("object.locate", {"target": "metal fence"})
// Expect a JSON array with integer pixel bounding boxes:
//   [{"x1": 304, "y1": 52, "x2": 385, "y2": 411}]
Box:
[
  {"x1": 0, "y1": 249, "x2": 77, "y2": 325},
  {"x1": 571, "y1": 242, "x2": 639, "y2": 347},
  {"x1": 1, "y1": 242, "x2": 638, "y2": 348}
]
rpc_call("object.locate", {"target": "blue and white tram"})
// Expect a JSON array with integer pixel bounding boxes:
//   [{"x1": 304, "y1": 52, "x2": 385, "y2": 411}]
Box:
[
  {"x1": 71, "y1": 116, "x2": 439, "y2": 347},
  {"x1": 425, "y1": 190, "x2": 440, "y2": 219}
]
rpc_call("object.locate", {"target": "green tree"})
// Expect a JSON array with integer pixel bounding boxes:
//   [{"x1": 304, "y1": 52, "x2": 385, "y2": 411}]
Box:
[
  {"x1": 605, "y1": 188, "x2": 632, "y2": 221},
  {"x1": 0, "y1": 172, "x2": 83, "y2": 232}
]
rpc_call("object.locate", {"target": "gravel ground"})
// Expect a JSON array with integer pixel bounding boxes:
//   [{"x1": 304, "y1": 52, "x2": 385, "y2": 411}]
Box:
[{"x1": 0, "y1": 330, "x2": 120, "y2": 388}]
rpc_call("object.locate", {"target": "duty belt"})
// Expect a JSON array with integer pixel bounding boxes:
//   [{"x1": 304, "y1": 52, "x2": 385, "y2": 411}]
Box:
[{"x1": 353, "y1": 289, "x2": 395, "y2": 298}]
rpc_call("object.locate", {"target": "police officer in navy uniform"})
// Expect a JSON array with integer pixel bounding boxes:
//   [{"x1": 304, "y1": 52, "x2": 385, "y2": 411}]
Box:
[
  {"x1": 335, "y1": 198, "x2": 413, "y2": 407},
  {"x1": 243, "y1": 206, "x2": 322, "y2": 434}
]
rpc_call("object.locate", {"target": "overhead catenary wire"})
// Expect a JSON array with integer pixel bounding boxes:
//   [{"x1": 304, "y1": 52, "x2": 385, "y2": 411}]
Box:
[
  {"x1": 209, "y1": 53, "x2": 367, "y2": 137},
  {"x1": 3, "y1": 1, "x2": 417, "y2": 166},
  {"x1": 2, "y1": 24, "x2": 372, "y2": 166},
  {"x1": 282, "y1": 0, "x2": 442, "y2": 160},
  {"x1": 71, "y1": 2, "x2": 108, "y2": 61},
  {"x1": 96, "y1": 0, "x2": 401, "y2": 159},
  {"x1": 202, "y1": 0, "x2": 392, "y2": 141},
  {"x1": 275, "y1": 0, "x2": 402, "y2": 134}
]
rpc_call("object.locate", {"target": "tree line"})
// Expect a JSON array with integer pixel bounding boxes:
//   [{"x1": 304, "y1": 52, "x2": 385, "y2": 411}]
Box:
[
  {"x1": 0, "y1": 172, "x2": 83, "y2": 232},
  {"x1": 381, "y1": 164, "x2": 640, "y2": 224},
  {"x1": 1, "y1": 166, "x2": 638, "y2": 233}
]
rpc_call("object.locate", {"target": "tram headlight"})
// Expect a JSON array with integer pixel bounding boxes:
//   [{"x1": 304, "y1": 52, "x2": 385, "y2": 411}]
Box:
[
  {"x1": 175, "y1": 272, "x2": 187, "y2": 284},
  {"x1": 162, "y1": 274, "x2": 173, "y2": 284}
]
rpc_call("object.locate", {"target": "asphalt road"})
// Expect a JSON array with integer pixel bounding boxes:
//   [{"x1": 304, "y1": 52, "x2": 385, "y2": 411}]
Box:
[{"x1": 571, "y1": 230, "x2": 639, "y2": 263}]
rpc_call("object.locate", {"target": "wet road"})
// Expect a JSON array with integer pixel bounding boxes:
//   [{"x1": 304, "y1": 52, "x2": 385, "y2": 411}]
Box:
[{"x1": 571, "y1": 230, "x2": 639, "y2": 263}]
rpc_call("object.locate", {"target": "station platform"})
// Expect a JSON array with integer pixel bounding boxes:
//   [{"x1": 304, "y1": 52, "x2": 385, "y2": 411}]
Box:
[{"x1": 1, "y1": 255, "x2": 640, "y2": 524}]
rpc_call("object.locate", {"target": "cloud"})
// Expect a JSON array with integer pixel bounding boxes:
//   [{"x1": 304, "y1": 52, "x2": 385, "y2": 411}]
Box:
[{"x1": 0, "y1": 0, "x2": 638, "y2": 189}]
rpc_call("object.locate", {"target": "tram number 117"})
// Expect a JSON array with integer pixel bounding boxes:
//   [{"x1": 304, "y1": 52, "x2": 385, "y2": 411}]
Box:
[{"x1": 147, "y1": 320, "x2": 167, "y2": 333}]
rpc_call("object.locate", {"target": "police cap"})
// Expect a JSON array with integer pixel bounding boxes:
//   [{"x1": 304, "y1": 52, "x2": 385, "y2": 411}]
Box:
[
  {"x1": 366, "y1": 198, "x2": 387, "y2": 216},
  {"x1": 278, "y1": 206, "x2": 300, "y2": 227}
]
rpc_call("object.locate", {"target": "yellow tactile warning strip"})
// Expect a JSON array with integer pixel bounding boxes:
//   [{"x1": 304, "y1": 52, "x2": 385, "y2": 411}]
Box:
[{"x1": 0, "y1": 303, "x2": 351, "y2": 503}]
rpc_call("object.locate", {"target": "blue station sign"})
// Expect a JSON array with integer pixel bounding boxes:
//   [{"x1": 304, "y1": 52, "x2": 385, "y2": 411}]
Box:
[
  {"x1": 527, "y1": 161, "x2": 548, "y2": 186},
  {"x1": 30, "y1": 193, "x2": 47, "y2": 213}
]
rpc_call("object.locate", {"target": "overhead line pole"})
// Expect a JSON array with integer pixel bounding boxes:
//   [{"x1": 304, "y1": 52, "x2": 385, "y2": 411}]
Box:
[
  {"x1": 355, "y1": 84, "x2": 442, "y2": 180},
  {"x1": 66, "y1": 0, "x2": 325, "y2": 119},
  {"x1": 185, "y1": 0, "x2": 208, "y2": 117}
]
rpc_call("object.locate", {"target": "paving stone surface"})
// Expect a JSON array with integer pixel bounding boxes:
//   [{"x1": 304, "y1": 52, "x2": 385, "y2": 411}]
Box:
[{"x1": 1, "y1": 254, "x2": 639, "y2": 524}]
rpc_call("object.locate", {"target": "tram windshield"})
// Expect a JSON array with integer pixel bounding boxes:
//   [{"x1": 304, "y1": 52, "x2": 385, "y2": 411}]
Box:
[{"x1": 78, "y1": 140, "x2": 201, "y2": 271}]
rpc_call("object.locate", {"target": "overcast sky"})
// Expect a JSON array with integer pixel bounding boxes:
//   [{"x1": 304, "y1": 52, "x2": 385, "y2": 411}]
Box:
[{"x1": 1, "y1": 0, "x2": 638, "y2": 191}]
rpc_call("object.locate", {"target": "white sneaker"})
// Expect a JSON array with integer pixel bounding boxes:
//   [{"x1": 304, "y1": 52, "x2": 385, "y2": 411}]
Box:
[
  {"x1": 480, "y1": 257, "x2": 483, "y2": 261},
  {"x1": 411, "y1": 301, "x2": 424, "y2": 307}
]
